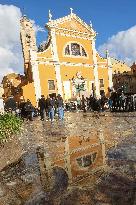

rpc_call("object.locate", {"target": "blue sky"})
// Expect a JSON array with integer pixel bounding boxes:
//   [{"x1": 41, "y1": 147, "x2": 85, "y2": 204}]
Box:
[{"x1": 1, "y1": 0, "x2": 136, "y2": 47}]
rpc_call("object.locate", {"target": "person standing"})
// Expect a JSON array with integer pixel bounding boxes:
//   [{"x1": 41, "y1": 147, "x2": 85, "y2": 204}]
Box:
[
  {"x1": 53, "y1": 96, "x2": 57, "y2": 116},
  {"x1": 100, "y1": 93, "x2": 108, "y2": 112},
  {"x1": 77, "y1": 96, "x2": 81, "y2": 110},
  {"x1": 81, "y1": 95, "x2": 87, "y2": 112},
  {"x1": 47, "y1": 96, "x2": 55, "y2": 122},
  {"x1": 24, "y1": 99, "x2": 34, "y2": 121},
  {"x1": 4, "y1": 95, "x2": 17, "y2": 114},
  {"x1": 56, "y1": 94, "x2": 64, "y2": 120},
  {"x1": 38, "y1": 95, "x2": 46, "y2": 121},
  {"x1": 19, "y1": 96, "x2": 26, "y2": 119}
]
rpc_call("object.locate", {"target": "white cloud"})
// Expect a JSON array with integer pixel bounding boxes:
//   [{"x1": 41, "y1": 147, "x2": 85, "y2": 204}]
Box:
[
  {"x1": 30, "y1": 20, "x2": 45, "y2": 34},
  {"x1": 0, "y1": 4, "x2": 23, "y2": 83},
  {"x1": 0, "y1": 4, "x2": 44, "y2": 84},
  {"x1": 98, "y1": 25, "x2": 136, "y2": 65}
]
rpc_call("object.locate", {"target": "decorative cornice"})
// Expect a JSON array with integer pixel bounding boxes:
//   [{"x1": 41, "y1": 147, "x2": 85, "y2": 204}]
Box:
[
  {"x1": 61, "y1": 62, "x2": 92, "y2": 67},
  {"x1": 98, "y1": 62, "x2": 107, "y2": 64},
  {"x1": 69, "y1": 143, "x2": 100, "y2": 155},
  {"x1": 55, "y1": 27, "x2": 93, "y2": 36},
  {"x1": 55, "y1": 32, "x2": 93, "y2": 40},
  {"x1": 37, "y1": 60, "x2": 95, "y2": 68},
  {"x1": 37, "y1": 57, "x2": 53, "y2": 60},
  {"x1": 45, "y1": 143, "x2": 100, "y2": 163}
]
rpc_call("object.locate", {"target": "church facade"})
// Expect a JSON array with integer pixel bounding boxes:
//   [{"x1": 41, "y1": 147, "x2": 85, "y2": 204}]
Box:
[{"x1": 19, "y1": 10, "x2": 113, "y2": 106}]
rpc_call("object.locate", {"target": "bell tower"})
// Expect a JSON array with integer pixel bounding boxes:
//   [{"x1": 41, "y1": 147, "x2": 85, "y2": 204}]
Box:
[
  {"x1": 20, "y1": 15, "x2": 41, "y2": 105},
  {"x1": 20, "y1": 15, "x2": 37, "y2": 79}
]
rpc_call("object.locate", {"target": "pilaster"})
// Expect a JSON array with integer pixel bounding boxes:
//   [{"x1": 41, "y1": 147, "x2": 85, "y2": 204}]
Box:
[
  {"x1": 30, "y1": 49, "x2": 41, "y2": 104},
  {"x1": 50, "y1": 28, "x2": 63, "y2": 96},
  {"x1": 98, "y1": 129, "x2": 106, "y2": 165},
  {"x1": 92, "y1": 38, "x2": 100, "y2": 97},
  {"x1": 64, "y1": 136, "x2": 72, "y2": 183},
  {"x1": 106, "y1": 51, "x2": 113, "y2": 88}
]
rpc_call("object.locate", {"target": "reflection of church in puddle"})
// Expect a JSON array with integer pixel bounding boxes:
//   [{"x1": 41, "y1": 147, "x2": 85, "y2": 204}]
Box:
[
  {"x1": 14, "y1": 9, "x2": 113, "y2": 106},
  {"x1": 37, "y1": 131, "x2": 105, "y2": 184}
]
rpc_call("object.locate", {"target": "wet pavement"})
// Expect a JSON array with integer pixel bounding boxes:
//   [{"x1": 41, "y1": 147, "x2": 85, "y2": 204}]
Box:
[{"x1": 0, "y1": 112, "x2": 136, "y2": 205}]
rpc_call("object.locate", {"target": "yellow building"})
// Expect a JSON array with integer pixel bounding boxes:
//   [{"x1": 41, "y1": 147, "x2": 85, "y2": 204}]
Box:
[
  {"x1": 111, "y1": 58, "x2": 131, "y2": 74},
  {"x1": 113, "y1": 63, "x2": 136, "y2": 94},
  {"x1": 2, "y1": 73, "x2": 22, "y2": 102},
  {"x1": 20, "y1": 10, "x2": 114, "y2": 106}
]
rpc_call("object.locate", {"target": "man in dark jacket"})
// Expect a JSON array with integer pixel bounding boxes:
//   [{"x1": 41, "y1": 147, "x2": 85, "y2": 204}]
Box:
[
  {"x1": 19, "y1": 96, "x2": 26, "y2": 119},
  {"x1": 4, "y1": 96, "x2": 17, "y2": 113},
  {"x1": 24, "y1": 99, "x2": 34, "y2": 121},
  {"x1": 38, "y1": 95, "x2": 46, "y2": 121}
]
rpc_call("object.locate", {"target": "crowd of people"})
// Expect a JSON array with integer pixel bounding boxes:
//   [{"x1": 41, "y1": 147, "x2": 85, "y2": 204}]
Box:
[
  {"x1": 3, "y1": 90, "x2": 136, "y2": 121},
  {"x1": 65, "y1": 91, "x2": 136, "y2": 113},
  {"x1": 4, "y1": 94, "x2": 64, "y2": 122},
  {"x1": 38, "y1": 94, "x2": 64, "y2": 121}
]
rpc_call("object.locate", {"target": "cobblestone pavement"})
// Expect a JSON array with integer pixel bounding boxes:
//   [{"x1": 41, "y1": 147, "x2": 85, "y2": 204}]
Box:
[{"x1": 0, "y1": 112, "x2": 136, "y2": 205}]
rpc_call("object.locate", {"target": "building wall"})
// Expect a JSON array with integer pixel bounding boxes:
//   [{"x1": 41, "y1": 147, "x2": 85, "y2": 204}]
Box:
[
  {"x1": 98, "y1": 67, "x2": 109, "y2": 95},
  {"x1": 38, "y1": 64, "x2": 57, "y2": 97},
  {"x1": 56, "y1": 34, "x2": 94, "y2": 65},
  {"x1": 113, "y1": 73, "x2": 136, "y2": 94},
  {"x1": 22, "y1": 82, "x2": 36, "y2": 106},
  {"x1": 38, "y1": 46, "x2": 52, "y2": 59},
  {"x1": 61, "y1": 65, "x2": 94, "y2": 98},
  {"x1": 111, "y1": 58, "x2": 131, "y2": 74}
]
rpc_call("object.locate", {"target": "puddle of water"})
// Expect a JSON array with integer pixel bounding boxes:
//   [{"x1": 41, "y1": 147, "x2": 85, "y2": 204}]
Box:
[{"x1": 0, "y1": 132, "x2": 106, "y2": 204}]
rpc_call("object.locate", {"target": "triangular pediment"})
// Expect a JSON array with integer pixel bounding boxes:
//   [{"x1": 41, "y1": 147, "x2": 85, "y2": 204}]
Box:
[
  {"x1": 46, "y1": 13, "x2": 95, "y2": 35},
  {"x1": 58, "y1": 18, "x2": 91, "y2": 33}
]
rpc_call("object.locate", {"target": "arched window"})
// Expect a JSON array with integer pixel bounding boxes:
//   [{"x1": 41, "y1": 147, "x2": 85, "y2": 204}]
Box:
[
  {"x1": 76, "y1": 152, "x2": 97, "y2": 168},
  {"x1": 71, "y1": 43, "x2": 81, "y2": 56},
  {"x1": 81, "y1": 47, "x2": 87, "y2": 57},
  {"x1": 65, "y1": 45, "x2": 70, "y2": 55},
  {"x1": 64, "y1": 43, "x2": 87, "y2": 57}
]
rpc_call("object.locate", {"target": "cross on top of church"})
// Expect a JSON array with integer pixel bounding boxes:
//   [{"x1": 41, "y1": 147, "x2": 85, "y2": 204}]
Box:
[
  {"x1": 48, "y1": 10, "x2": 52, "y2": 21},
  {"x1": 70, "y1": 8, "x2": 73, "y2": 15},
  {"x1": 106, "y1": 49, "x2": 109, "y2": 58},
  {"x1": 90, "y1": 20, "x2": 93, "y2": 28}
]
